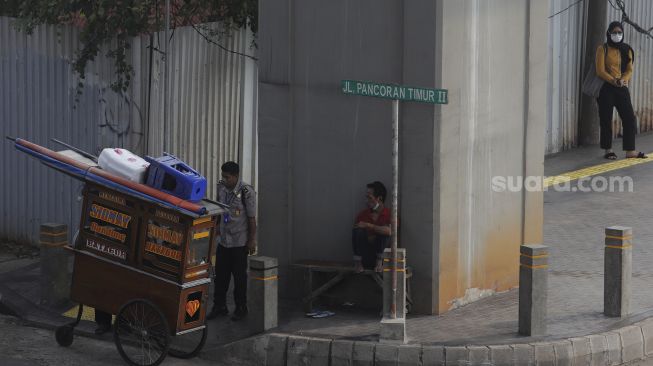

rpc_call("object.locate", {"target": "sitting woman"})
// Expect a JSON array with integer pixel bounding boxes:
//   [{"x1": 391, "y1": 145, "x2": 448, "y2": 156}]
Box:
[{"x1": 352, "y1": 181, "x2": 391, "y2": 273}]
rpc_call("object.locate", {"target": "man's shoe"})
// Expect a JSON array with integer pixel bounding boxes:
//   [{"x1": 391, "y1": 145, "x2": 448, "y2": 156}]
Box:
[
  {"x1": 231, "y1": 306, "x2": 248, "y2": 321},
  {"x1": 94, "y1": 324, "x2": 112, "y2": 335},
  {"x1": 206, "y1": 306, "x2": 228, "y2": 320}
]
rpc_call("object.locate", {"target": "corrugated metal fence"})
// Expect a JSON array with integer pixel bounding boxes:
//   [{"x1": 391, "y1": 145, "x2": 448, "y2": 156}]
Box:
[
  {"x1": 547, "y1": 0, "x2": 653, "y2": 154},
  {"x1": 547, "y1": 0, "x2": 585, "y2": 154},
  {"x1": 0, "y1": 17, "x2": 257, "y2": 245}
]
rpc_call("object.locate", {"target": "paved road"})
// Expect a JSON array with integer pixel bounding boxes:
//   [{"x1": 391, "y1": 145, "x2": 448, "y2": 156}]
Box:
[{"x1": 0, "y1": 314, "x2": 220, "y2": 366}]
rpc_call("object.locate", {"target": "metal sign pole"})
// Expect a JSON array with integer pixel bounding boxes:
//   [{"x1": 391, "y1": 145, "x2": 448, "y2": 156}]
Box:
[{"x1": 391, "y1": 99, "x2": 399, "y2": 319}]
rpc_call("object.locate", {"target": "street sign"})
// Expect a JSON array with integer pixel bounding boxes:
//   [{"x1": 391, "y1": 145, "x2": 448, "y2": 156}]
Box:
[{"x1": 341, "y1": 79, "x2": 448, "y2": 104}]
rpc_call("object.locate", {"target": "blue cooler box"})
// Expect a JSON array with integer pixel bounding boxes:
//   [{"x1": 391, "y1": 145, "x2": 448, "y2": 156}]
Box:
[{"x1": 144, "y1": 153, "x2": 207, "y2": 201}]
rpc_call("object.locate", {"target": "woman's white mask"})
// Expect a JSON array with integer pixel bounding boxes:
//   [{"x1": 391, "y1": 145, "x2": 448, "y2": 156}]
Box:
[{"x1": 611, "y1": 33, "x2": 623, "y2": 43}]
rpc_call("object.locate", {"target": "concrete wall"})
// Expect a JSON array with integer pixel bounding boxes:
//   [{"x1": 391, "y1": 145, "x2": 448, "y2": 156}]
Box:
[{"x1": 258, "y1": 0, "x2": 547, "y2": 314}]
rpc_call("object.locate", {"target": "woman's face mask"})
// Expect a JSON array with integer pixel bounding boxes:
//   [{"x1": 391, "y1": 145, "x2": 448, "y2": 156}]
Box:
[{"x1": 611, "y1": 31, "x2": 623, "y2": 43}]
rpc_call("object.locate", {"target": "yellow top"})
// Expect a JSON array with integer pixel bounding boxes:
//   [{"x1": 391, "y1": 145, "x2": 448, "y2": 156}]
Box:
[{"x1": 596, "y1": 44, "x2": 634, "y2": 85}]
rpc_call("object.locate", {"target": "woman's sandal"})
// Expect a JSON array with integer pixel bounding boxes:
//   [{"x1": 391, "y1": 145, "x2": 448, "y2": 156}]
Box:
[
  {"x1": 604, "y1": 152, "x2": 617, "y2": 160},
  {"x1": 626, "y1": 152, "x2": 648, "y2": 159}
]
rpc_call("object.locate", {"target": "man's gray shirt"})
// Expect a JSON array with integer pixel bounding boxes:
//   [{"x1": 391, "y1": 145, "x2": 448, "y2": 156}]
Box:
[{"x1": 217, "y1": 180, "x2": 256, "y2": 248}]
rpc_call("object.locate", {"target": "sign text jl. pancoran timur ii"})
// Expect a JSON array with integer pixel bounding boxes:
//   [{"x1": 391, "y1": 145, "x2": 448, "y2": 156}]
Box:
[{"x1": 341, "y1": 80, "x2": 448, "y2": 104}]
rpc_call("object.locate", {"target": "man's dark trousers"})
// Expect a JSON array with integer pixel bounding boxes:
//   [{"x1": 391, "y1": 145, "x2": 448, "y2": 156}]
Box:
[
  {"x1": 352, "y1": 228, "x2": 390, "y2": 269},
  {"x1": 95, "y1": 309, "x2": 111, "y2": 326},
  {"x1": 214, "y1": 244, "x2": 248, "y2": 309}
]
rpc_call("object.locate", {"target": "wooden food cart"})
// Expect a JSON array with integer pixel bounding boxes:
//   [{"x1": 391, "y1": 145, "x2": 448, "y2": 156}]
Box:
[{"x1": 9, "y1": 137, "x2": 226, "y2": 366}]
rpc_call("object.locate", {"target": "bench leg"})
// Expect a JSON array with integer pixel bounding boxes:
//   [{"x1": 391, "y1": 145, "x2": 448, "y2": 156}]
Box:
[
  {"x1": 304, "y1": 269, "x2": 313, "y2": 313},
  {"x1": 406, "y1": 277, "x2": 413, "y2": 314}
]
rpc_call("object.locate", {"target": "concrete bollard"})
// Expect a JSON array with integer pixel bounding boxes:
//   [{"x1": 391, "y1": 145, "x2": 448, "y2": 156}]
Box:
[
  {"x1": 248, "y1": 256, "x2": 278, "y2": 333},
  {"x1": 518, "y1": 244, "x2": 548, "y2": 336},
  {"x1": 39, "y1": 223, "x2": 70, "y2": 307},
  {"x1": 380, "y1": 248, "x2": 406, "y2": 343},
  {"x1": 604, "y1": 226, "x2": 632, "y2": 317}
]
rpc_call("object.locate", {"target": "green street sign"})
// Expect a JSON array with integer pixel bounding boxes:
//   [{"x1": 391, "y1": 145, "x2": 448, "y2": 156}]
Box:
[{"x1": 341, "y1": 79, "x2": 448, "y2": 104}]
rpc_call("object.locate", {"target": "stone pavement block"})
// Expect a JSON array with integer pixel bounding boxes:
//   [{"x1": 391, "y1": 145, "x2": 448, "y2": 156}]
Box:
[
  {"x1": 251, "y1": 335, "x2": 269, "y2": 364},
  {"x1": 570, "y1": 337, "x2": 591, "y2": 366},
  {"x1": 40, "y1": 223, "x2": 67, "y2": 233},
  {"x1": 308, "y1": 338, "x2": 332, "y2": 366},
  {"x1": 381, "y1": 317, "x2": 407, "y2": 344},
  {"x1": 512, "y1": 344, "x2": 534, "y2": 365},
  {"x1": 375, "y1": 343, "x2": 399, "y2": 366},
  {"x1": 533, "y1": 343, "x2": 555, "y2": 366},
  {"x1": 520, "y1": 244, "x2": 548, "y2": 256},
  {"x1": 603, "y1": 241, "x2": 632, "y2": 318},
  {"x1": 468, "y1": 346, "x2": 489, "y2": 365},
  {"x1": 552, "y1": 341, "x2": 573, "y2": 366},
  {"x1": 212, "y1": 334, "x2": 268, "y2": 366},
  {"x1": 248, "y1": 256, "x2": 278, "y2": 333},
  {"x1": 266, "y1": 334, "x2": 289, "y2": 366},
  {"x1": 331, "y1": 340, "x2": 354, "y2": 366},
  {"x1": 518, "y1": 245, "x2": 548, "y2": 337},
  {"x1": 488, "y1": 345, "x2": 513, "y2": 366},
  {"x1": 397, "y1": 344, "x2": 422, "y2": 366},
  {"x1": 604, "y1": 332, "x2": 622, "y2": 366},
  {"x1": 250, "y1": 256, "x2": 278, "y2": 270},
  {"x1": 287, "y1": 336, "x2": 311, "y2": 366},
  {"x1": 605, "y1": 226, "x2": 632, "y2": 238},
  {"x1": 617, "y1": 325, "x2": 644, "y2": 363},
  {"x1": 422, "y1": 345, "x2": 444, "y2": 366},
  {"x1": 638, "y1": 319, "x2": 653, "y2": 356},
  {"x1": 445, "y1": 346, "x2": 469, "y2": 365},
  {"x1": 587, "y1": 334, "x2": 608, "y2": 366},
  {"x1": 353, "y1": 341, "x2": 375, "y2": 366}
]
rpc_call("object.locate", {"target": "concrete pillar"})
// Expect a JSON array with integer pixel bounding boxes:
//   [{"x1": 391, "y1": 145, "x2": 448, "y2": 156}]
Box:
[
  {"x1": 518, "y1": 244, "x2": 548, "y2": 336},
  {"x1": 380, "y1": 248, "x2": 406, "y2": 343},
  {"x1": 248, "y1": 256, "x2": 278, "y2": 333},
  {"x1": 579, "y1": 0, "x2": 608, "y2": 146},
  {"x1": 39, "y1": 223, "x2": 70, "y2": 307},
  {"x1": 604, "y1": 226, "x2": 632, "y2": 317}
]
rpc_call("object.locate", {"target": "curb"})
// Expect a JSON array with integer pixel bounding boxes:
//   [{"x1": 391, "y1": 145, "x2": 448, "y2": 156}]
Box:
[
  {"x1": 203, "y1": 318, "x2": 653, "y2": 365},
  {"x1": 4, "y1": 298, "x2": 653, "y2": 366}
]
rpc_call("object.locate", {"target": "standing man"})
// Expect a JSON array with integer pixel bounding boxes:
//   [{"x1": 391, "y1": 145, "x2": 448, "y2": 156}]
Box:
[{"x1": 208, "y1": 161, "x2": 257, "y2": 321}]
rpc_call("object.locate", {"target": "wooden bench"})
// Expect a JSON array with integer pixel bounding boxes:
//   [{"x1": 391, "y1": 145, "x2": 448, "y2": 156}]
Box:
[{"x1": 292, "y1": 260, "x2": 413, "y2": 313}]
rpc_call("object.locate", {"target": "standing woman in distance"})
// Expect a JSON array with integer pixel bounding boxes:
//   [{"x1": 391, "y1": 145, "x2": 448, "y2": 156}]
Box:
[{"x1": 596, "y1": 21, "x2": 646, "y2": 160}]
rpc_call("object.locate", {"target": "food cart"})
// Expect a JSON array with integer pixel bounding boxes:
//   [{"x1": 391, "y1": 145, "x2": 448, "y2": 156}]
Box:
[{"x1": 9, "y1": 137, "x2": 226, "y2": 366}]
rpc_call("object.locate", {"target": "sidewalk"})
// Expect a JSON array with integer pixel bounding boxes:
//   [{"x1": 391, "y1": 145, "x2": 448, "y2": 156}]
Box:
[{"x1": 4, "y1": 134, "x2": 653, "y2": 365}]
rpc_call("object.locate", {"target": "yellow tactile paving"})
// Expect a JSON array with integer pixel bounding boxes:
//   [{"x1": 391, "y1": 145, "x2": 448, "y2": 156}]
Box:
[
  {"x1": 544, "y1": 153, "x2": 653, "y2": 188},
  {"x1": 62, "y1": 305, "x2": 115, "y2": 322}
]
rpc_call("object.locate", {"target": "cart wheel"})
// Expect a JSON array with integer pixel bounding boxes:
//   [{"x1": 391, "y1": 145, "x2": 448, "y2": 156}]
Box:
[
  {"x1": 168, "y1": 327, "x2": 207, "y2": 359},
  {"x1": 114, "y1": 299, "x2": 170, "y2": 366},
  {"x1": 55, "y1": 325, "x2": 74, "y2": 347}
]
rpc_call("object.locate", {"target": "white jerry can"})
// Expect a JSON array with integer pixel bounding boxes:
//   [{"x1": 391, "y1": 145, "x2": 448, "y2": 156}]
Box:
[{"x1": 97, "y1": 148, "x2": 150, "y2": 183}]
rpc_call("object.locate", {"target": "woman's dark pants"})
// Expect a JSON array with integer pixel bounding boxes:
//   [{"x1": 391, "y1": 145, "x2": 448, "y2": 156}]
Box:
[{"x1": 598, "y1": 83, "x2": 637, "y2": 151}]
